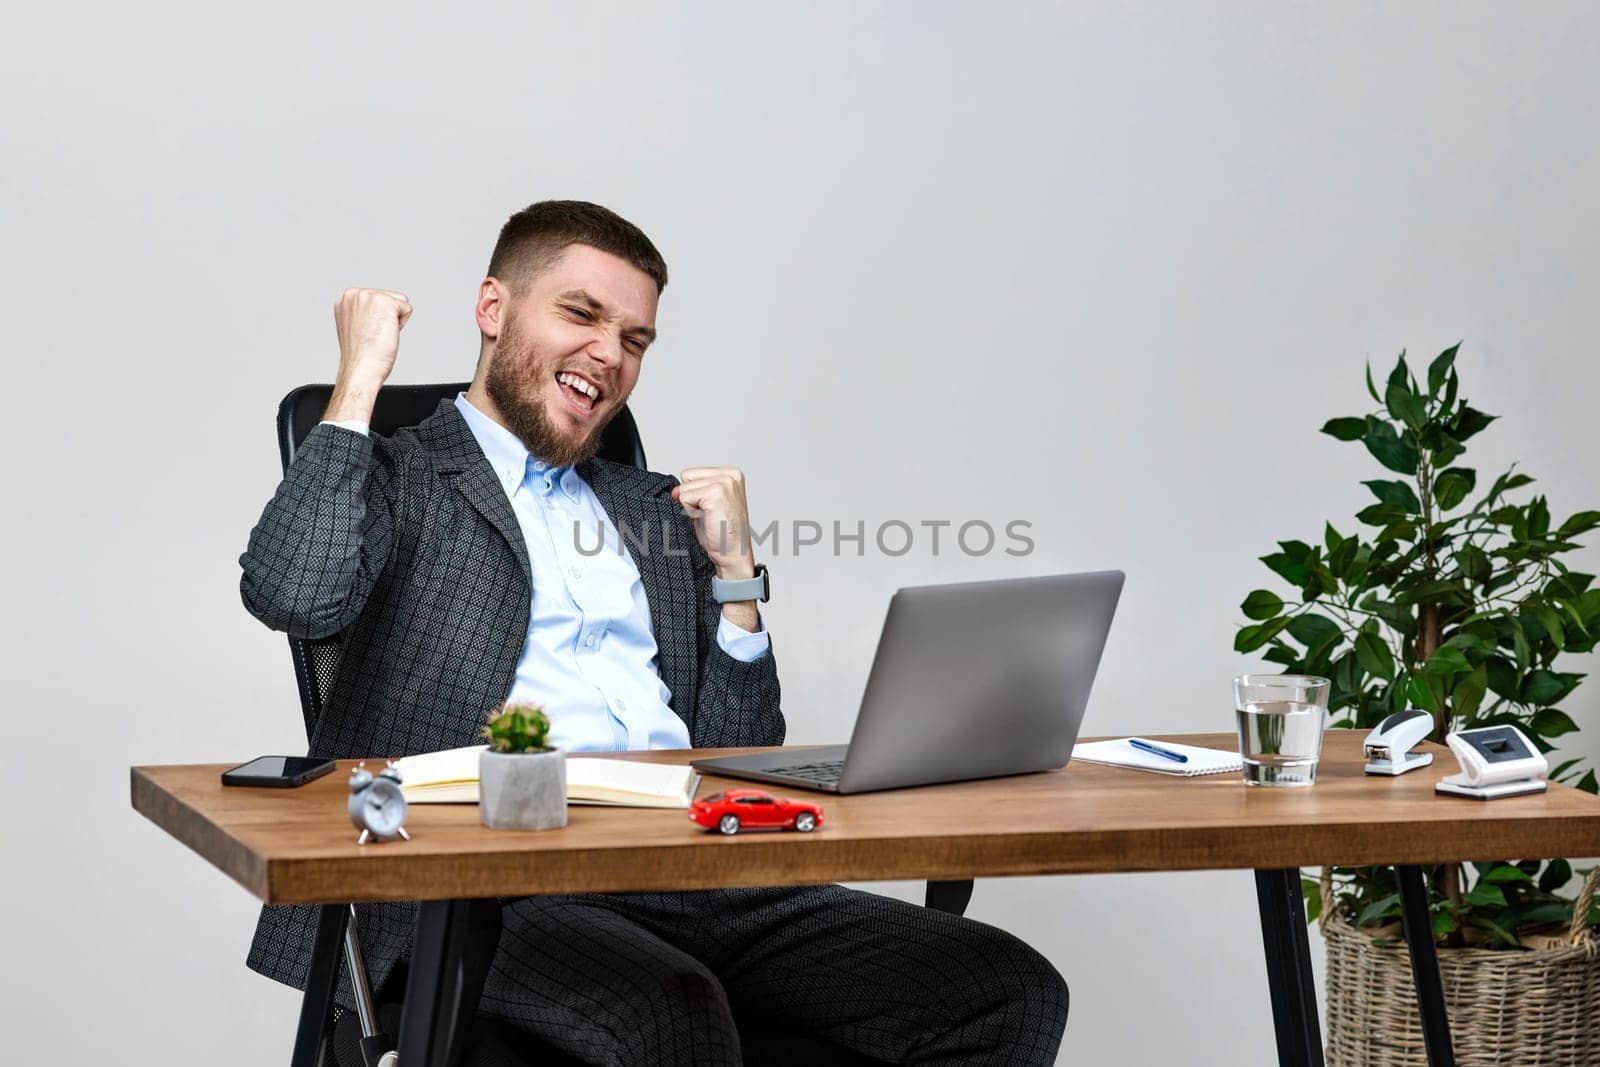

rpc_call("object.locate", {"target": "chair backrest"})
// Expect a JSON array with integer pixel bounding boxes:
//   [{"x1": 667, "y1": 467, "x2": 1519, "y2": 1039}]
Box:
[{"x1": 275, "y1": 382, "x2": 648, "y2": 743}]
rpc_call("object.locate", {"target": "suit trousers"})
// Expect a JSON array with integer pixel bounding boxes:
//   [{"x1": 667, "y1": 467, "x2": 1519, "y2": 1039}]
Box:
[{"x1": 465, "y1": 883, "x2": 1069, "y2": 1066}]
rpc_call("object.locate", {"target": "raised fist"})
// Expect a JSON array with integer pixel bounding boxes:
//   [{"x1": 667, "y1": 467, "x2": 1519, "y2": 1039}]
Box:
[{"x1": 333, "y1": 287, "x2": 413, "y2": 388}]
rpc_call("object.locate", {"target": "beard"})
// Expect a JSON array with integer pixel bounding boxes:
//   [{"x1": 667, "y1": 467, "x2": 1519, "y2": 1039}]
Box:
[{"x1": 485, "y1": 316, "x2": 617, "y2": 468}]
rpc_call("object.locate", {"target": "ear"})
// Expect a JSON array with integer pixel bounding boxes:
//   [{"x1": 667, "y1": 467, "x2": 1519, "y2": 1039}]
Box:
[{"x1": 475, "y1": 277, "x2": 508, "y2": 340}]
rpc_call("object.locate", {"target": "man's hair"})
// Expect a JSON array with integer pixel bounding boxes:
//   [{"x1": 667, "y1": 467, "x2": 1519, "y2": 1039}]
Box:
[{"x1": 486, "y1": 200, "x2": 668, "y2": 297}]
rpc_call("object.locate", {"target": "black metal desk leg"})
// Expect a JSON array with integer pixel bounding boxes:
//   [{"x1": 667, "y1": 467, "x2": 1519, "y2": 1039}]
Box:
[
  {"x1": 398, "y1": 898, "x2": 502, "y2": 1067},
  {"x1": 1254, "y1": 869, "x2": 1325, "y2": 1067},
  {"x1": 1395, "y1": 865, "x2": 1457, "y2": 1067},
  {"x1": 290, "y1": 903, "x2": 347, "y2": 1067}
]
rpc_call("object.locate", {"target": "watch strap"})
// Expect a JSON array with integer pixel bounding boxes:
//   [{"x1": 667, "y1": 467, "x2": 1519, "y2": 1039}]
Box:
[{"x1": 712, "y1": 564, "x2": 769, "y2": 603}]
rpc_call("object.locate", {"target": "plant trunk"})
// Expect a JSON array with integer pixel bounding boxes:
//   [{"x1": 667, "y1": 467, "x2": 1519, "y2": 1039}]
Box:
[
  {"x1": 1439, "y1": 862, "x2": 1464, "y2": 946},
  {"x1": 1418, "y1": 602, "x2": 1447, "y2": 739}
]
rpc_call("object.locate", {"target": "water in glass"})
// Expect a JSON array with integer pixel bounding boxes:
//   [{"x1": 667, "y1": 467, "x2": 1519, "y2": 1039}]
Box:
[{"x1": 1236, "y1": 699, "x2": 1325, "y2": 786}]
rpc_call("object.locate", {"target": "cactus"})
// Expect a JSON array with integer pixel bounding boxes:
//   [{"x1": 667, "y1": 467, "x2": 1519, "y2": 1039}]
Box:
[{"x1": 484, "y1": 701, "x2": 554, "y2": 754}]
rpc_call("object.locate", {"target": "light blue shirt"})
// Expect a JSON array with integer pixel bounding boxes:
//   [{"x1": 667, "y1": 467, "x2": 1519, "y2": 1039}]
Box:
[{"x1": 324, "y1": 396, "x2": 767, "y2": 752}]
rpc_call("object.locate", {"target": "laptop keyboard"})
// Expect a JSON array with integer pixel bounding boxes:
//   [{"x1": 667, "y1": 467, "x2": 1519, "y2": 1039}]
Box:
[{"x1": 769, "y1": 759, "x2": 845, "y2": 784}]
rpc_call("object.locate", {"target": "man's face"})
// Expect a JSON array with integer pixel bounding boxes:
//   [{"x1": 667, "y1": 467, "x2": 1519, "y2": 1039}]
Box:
[{"x1": 485, "y1": 243, "x2": 659, "y2": 467}]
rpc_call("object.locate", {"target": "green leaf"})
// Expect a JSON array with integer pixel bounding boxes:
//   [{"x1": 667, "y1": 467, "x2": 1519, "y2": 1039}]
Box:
[
  {"x1": 1427, "y1": 343, "x2": 1460, "y2": 397},
  {"x1": 1364, "y1": 479, "x2": 1422, "y2": 514},
  {"x1": 1531, "y1": 707, "x2": 1580, "y2": 737},
  {"x1": 1523, "y1": 669, "x2": 1570, "y2": 706},
  {"x1": 1428, "y1": 646, "x2": 1472, "y2": 673},
  {"x1": 1480, "y1": 865, "x2": 1534, "y2": 884},
  {"x1": 1455, "y1": 543, "x2": 1491, "y2": 585},
  {"x1": 1321, "y1": 417, "x2": 1368, "y2": 442},
  {"x1": 1356, "y1": 892, "x2": 1400, "y2": 926},
  {"x1": 1512, "y1": 902, "x2": 1573, "y2": 926},
  {"x1": 1260, "y1": 540, "x2": 1316, "y2": 585},
  {"x1": 1578, "y1": 770, "x2": 1599, "y2": 795},
  {"x1": 1408, "y1": 674, "x2": 1445, "y2": 713},
  {"x1": 1450, "y1": 405, "x2": 1498, "y2": 442},
  {"x1": 1533, "y1": 604, "x2": 1566, "y2": 649},
  {"x1": 1355, "y1": 631, "x2": 1396, "y2": 681},
  {"x1": 1287, "y1": 613, "x2": 1341, "y2": 647},
  {"x1": 1363, "y1": 418, "x2": 1420, "y2": 475},
  {"x1": 1485, "y1": 657, "x2": 1520, "y2": 701},
  {"x1": 1235, "y1": 616, "x2": 1291, "y2": 653},
  {"x1": 1470, "y1": 916, "x2": 1521, "y2": 947},
  {"x1": 1357, "y1": 502, "x2": 1410, "y2": 527},
  {"x1": 1434, "y1": 467, "x2": 1477, "y2": 511},
  {"x1": 1451, "y1": 664, "x2": 1488, "y2": 720},
  {"x1": 1464, "y1": 881, "x2": 1508, "y2": 908},
  {"x1": 1386, "y1": 377, "x2": 1427, "y2": 430},
  {"x1": 1302, "y1": 876, "x2": 1322, "y2": 924},
  {"x1": 1386, "y1": 351, "x2": 1411, "y2": 394},
  {"x1": 1491, "y1": 471, "x2": 1536, "y2": 499},
  {"x1": 1551, "y1": 759, "x2": 1584, "y2": 782},
  {"x1": 1431, "y1": 907, "x2": 1457, "y2": 938},
  {"x1": 1539, "y1": 858, "x2": 1573, "y2": 894},
  {"x1": 1365, "y1": 362, "x2": 1382, "y2": 403},
  {"x1": 1240, "y1": 590, "x2": 1285, "y2": 621},
  {"x1": 1528, "y1": 496, "x2": 1551, "y2": 539},
  {"x1": 1558, "y1": 510, "x2": 1600, "y2": 539}
]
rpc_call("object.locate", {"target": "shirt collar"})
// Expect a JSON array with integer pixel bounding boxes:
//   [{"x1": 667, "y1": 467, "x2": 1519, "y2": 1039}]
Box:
[{"x1": 453, "y1": 393, "x2": 578, "y2": 499}]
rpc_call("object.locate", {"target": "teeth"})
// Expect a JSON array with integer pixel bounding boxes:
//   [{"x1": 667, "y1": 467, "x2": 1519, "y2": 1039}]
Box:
[{"x1": 557, "y1": 372, "x2": 599, "y2": 400}]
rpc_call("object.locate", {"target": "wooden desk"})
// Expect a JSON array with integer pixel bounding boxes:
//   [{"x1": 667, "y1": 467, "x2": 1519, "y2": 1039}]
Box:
[{"x1": 133, "y1": 732, "x2": 1600, "y2": 1067}]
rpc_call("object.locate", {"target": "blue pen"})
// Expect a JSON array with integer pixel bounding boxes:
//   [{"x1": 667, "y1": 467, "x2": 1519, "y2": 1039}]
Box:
[{"x1": 1129, "y1": 738, "x2": 1189, "y2": 764}]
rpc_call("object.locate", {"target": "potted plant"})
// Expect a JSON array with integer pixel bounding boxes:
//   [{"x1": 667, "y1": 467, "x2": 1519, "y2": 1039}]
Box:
[
  {"x1": 480, "y1": 701, "x2": 567, "y2": 831},
  {"x1": 1235, "y1": 345, "x2": 1600, "y2": 1065}
]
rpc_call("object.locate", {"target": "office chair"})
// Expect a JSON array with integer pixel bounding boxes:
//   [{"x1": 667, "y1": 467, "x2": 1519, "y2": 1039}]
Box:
[{"x1": 275, "y1": 382, "x2": 974, "y2": 1067}]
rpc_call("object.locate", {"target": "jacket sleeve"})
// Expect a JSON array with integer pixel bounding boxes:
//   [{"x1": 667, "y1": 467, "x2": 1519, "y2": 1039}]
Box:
[
  {"x1": 686, "y1": 540, "x2": 785, "y2": 748},
  {"x1": 238, "y1": 423, "x2": 401, "y2": 640}
]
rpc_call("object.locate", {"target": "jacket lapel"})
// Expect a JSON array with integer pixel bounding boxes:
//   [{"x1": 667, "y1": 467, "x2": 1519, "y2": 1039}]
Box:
[{"x1": 411, "y1": 400, "x2": 531, "y2": 584}]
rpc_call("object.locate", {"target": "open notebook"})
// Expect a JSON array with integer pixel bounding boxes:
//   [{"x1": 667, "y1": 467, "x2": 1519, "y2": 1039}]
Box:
[
  {"x1": 393, "y1": 745, "x2": 701, "y2": 808},
  {"x1": 1072, "y1": 738, "x2": 1243, "y2": 777}
]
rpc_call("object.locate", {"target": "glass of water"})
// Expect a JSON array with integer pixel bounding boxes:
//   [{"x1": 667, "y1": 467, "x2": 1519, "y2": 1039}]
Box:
[{"x1": 1233, "y1": 674, "x2": 1330, "y2": 787}]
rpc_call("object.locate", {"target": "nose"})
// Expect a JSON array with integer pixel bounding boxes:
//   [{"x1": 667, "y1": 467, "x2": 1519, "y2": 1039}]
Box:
[{"x1": 582, "y1": 335, "x2": 623, "y2": 372}]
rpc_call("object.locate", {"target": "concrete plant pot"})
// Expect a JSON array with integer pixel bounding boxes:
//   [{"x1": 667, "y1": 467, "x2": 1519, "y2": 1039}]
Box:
[{"x1": 479, "y1": 748, "x2": 567, "y2": 831}]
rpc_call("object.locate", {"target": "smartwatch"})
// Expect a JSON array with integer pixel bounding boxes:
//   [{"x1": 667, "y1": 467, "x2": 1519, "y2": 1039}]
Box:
[{"x1": 712, "y1": 563, "x2": 770, "y2": 604}]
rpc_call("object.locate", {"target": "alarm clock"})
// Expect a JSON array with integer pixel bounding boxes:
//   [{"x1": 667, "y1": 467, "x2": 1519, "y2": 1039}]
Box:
[
  {"x1": 1434, "y1": 725, "x2": 1549, "y2": 800},
  {"x1": 348, "y1": 762, "x2": 411, "y2": 844}
]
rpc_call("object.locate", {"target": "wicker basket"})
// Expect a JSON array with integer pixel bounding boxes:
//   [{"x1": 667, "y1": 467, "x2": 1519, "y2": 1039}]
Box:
[{"x1": 1321, "y1": 868, "x2": 1600, "y2": 1066}]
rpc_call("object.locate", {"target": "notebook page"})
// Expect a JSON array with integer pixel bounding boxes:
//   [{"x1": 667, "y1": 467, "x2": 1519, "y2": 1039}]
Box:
[{"x1": 1072, "y1": 738, "x2": 1243, "y2": 777}]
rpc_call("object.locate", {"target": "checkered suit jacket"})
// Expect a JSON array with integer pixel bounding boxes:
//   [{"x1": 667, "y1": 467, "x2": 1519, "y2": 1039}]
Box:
[{"x1": 238, "y1": 398, "x2": 784, "y2": 996}]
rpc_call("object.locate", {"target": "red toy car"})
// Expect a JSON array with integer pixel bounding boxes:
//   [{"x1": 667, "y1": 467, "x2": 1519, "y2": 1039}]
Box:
[{"x1": 690, "y1": 789, "x2": 824, "y2": 835}]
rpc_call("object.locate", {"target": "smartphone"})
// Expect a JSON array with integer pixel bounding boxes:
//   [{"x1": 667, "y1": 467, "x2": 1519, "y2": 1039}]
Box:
[{"x1": 221, "y1": 755, "x2": 337, "y2": 788}]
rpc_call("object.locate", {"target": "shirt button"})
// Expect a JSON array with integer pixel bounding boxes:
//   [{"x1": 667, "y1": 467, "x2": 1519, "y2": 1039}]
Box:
[
  {"x1": 534, "y1": 460, "x2": 545, "y2": 470},
  {"x1": 569, "y1": 565, "x2": 582, "y2": 579},
  {"x1": 616, "y1": 699, "x2": 627, "y2": 711},
  {"x1": 584, "y1": 634, "x2": 596, "y2": 648}
]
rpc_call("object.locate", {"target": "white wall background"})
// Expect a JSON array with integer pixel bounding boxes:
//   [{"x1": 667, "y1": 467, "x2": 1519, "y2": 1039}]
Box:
[{"x1": 4, "y1": 2, "x2": 1598, "y2": 1063}]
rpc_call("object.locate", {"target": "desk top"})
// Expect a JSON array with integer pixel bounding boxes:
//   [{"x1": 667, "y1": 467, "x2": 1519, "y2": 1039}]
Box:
[{"x1": 132, "y1": 732, "x2": 1600, "y2": 905}]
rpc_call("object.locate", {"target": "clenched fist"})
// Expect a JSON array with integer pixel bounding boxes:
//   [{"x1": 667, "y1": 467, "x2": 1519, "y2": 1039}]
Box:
[
  {"x1": 672, "y1": 466, "x2": 762, "y2": 628},
  {"x1": 325, "y1": 288, "x2": 413, "y2": 423},
  {"x1": 671, "y1": 466, "x2": 757, "y2": 579}
]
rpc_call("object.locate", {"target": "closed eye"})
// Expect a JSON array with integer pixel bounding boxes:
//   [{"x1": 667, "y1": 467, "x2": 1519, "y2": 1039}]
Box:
[{"x1": 563, "y1": 305, "x2": 594, "y2": 322}]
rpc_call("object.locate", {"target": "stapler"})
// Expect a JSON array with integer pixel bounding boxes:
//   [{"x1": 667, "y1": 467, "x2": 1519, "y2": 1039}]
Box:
[
  {"x1": 1363, "y1": 709, "x2": 1435, "y2": 775},
  {"x1": 1435, "y1": 725, "x2": 1549, "y2": 800}
]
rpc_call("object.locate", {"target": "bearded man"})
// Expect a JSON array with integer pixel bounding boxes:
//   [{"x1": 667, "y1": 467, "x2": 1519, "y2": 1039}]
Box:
[{"x1": 239, "y1": 200, "x2": 1068, "y2": 1065}]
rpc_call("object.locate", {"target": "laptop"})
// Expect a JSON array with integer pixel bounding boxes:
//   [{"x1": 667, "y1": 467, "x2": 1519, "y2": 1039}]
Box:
[{"x1": 691, "y1": 570, "x2": 1124, "y2": 794}]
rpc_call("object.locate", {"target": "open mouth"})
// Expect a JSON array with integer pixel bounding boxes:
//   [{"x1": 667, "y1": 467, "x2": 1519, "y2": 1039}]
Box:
[{"x1": 554, "y1": 371, "x2": 602, "y2": 417}]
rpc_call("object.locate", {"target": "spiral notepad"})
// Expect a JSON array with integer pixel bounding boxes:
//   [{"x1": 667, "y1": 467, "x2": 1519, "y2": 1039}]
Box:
[{"x1": 1071, "y1": 738, "x2": 1243, "y2": 777}]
